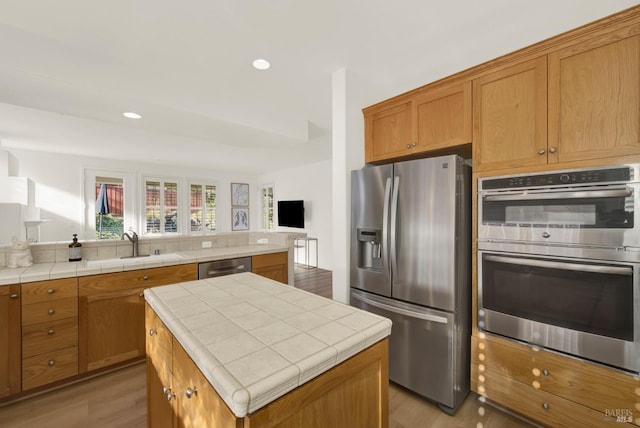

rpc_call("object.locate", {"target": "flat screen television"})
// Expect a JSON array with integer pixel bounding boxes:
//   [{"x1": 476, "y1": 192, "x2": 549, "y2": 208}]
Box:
[{"x1": 277, "y1": 200, "x2": 305, "y2": 228}]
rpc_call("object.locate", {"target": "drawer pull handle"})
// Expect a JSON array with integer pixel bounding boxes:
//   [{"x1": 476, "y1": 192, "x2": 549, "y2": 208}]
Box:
[
  {"x1": 139, "y1": 292, "x2": 144, "y2": 297},
  {"x1": 48, "y1": 360, "x2": 55, "y2": 367},
  {"x1": 538, "y1": 148, "x2": 546, "y2": 155},
  {"x1": 542, "y1": 369, "x2": 549, "y2": 376},
  {"x1": 48, "y1": 329, "x2": 55, "y2": 336},
  {"x1": 149, "y1": 329, "x2": 157, "y2": 336},
  {"x1": 549, "y1": 147, "x2": 557, "y2": 153},
  {"x1": 48, "y1": 309, "x2": 55, "y2": 315},
  {"x1": 47, "y1": 288, "x2": 55, "y2": 294},
  {"x1": 10, "y1": 293, "x2": 19, "y2": 300},
  {"x1": 542, "y1": 403, "x2": 550, "y2": 410},
  {"x1": 186, "y1": 387, "x2": 198, "y2": 399},
  {"x1": 143, "y1": 276, "x2": 149, "y2": 280}
]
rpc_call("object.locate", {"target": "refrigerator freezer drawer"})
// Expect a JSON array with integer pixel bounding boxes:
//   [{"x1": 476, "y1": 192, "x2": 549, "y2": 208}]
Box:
[{"x1": 351, "y1": 289, "x2": 468, "y2": 410}]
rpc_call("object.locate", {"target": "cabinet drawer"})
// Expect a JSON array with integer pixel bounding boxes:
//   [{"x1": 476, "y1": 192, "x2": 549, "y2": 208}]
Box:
[
  {"x1": 472, "y1": 334, "x2": 640, "y2": 418},
  {"x1": 79, "y1": 263, "x2": 197, "y2": 295},
  {"x1": 22, "y1": 346, "x2": 78, "y2": 390},
  {"x1": 22, "y1": 297, "x2": 78, "y2": 326},
  {"x1": 477, "y1": 368, "x2": 609, "y2": 428},
  {"x1": 252, "y1": 252, "x2": 287, "y2": 269},
  {"x1": 22, "y1": 278, "x2": 77, "y2": 305},
  {"x1": 22, "y1": 317, "x2": 78, "y2": 359}
]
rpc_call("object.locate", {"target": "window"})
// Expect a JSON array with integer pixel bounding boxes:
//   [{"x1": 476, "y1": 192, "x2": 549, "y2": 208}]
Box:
[
  {"x1": 95, "y1": 177, "x2": 124, "y2": 239},
  {"x1": 145, "y1": 178, "x2": 179, "y2": 234},
  {"x1": 84, "y1": 169, "x2": 136, "y2": 240},
  {"x1": 260, "y1": 185, "x2": 274, "y2": 229},
  {"x1": 190, "y1": 183, "x2": 216, "y2": 232}
]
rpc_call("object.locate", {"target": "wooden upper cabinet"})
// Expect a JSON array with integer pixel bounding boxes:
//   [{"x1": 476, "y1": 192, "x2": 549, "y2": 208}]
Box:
[
  {"x1": 548, "y1": 30, "x2": 640, "y2": 164},
  {"x1": 473, "y1": 57, "x2": 548, "y2": 172},
  {"x1": 415, "y1": 81, "x2": 472, "y2": 151},
  {"x1": 364, "y1": 81, "x2": 472, "y2": 163},
  {"x1": 365, "y1": 100, "x2": 413, "y2": 162}
]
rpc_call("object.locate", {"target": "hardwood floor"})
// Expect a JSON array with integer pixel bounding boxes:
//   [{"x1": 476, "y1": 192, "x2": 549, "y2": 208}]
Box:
[{"x1": 0, "y1": 267, "x2": 535, "y2": 427}]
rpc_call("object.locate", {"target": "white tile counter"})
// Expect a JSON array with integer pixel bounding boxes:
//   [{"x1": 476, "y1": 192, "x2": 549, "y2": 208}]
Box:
[
  {"x1": 0, "y1": 244, "x2": 287, "y2": 285},
  {"x1": 144, "y1": 272, "x2": 392, "y2": 417}
]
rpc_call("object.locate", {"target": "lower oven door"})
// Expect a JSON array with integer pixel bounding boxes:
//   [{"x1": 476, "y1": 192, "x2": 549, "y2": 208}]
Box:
[{"x1": 478, "y1": 250, "x2": 640, "y2": 373}]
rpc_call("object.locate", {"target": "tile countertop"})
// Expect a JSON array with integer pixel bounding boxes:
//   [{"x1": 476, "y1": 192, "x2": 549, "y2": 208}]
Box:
[
  {"x1": 0, "y1": 244, "x2": 287, "y2": 285},
  {"x1": 144, "y1": 272, "x2": 392, "y2": 418}
]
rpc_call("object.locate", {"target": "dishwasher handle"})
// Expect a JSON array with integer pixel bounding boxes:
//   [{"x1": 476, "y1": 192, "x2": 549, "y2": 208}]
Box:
[{"x1": 205, "y1": 265, "x2": 247, "y2": 277}]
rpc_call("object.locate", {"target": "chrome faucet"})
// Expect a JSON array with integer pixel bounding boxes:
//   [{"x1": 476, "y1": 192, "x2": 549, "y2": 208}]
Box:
[{"x1": 122, "y1": 231, "x2": 139, "y2": 257}]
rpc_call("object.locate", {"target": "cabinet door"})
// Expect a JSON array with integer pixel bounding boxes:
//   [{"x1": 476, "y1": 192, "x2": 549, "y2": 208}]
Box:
[
  {"x1": 415, "y1": 81, "x2": 472, "y2": 152},
  {"x1": 548, "y1": 31, "x2": 640, "y2": 164},
  {"x1": 146, "y1": 304, "x2": 175, "y2": 428},
  {"x1": 0, "y1": 285, "x2": 21, "y2": 398},
  {"x1": 79, "y1": 287, "x2": 146, "y2": 373},
  {"x1": 78, "y1": 264, "x2": 197, "y2": 374},
  {"x1": 364, "y1": 100, "x2": 414, "y2": 163},
  {"x1": 173, "y1": 339, "x2": 240, "y2": 428},
  {"x1": 473, "y1": 57, "x2": 548, "y2": 171},
  {"x1": 252, "y1": 252, "x2": 288, "y2": 284}
]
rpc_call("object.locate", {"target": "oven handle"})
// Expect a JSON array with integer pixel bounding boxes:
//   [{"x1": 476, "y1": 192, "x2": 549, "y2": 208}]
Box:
[
  {"x1": 484, "y1": 254, "x2": 633, "y2": 276},
  {"x1": 483, "y1": 188, "x2": 632, "y2": 202}
]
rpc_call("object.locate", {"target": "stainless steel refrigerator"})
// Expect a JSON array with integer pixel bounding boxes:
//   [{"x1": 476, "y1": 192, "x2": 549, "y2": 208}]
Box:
[{"x1": 349, "y1": 154, "x2": 471, "y2": 413}]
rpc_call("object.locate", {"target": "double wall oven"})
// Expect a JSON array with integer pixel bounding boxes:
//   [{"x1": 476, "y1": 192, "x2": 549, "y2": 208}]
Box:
[{"x1": 477, "y1": 164, "x2": 640, "y2": 374}]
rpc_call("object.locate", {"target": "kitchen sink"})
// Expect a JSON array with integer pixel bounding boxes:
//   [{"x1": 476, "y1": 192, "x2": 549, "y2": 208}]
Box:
[{"x1": 85, "y1": 253, "x2": 185, "y2": 267}]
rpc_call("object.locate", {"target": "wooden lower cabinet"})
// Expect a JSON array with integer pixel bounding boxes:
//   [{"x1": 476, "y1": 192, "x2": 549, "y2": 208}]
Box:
[
  {"x1": 79, "y1": 263, "x2": 197, "y2": 373},
  {"x1": 0, "y1": 284, "x2": 21, "y2": 398},
  {"x1": 471, "y1": 333, "x2": 640, "y2": 427},
  {"x1": 252, "y1": 252, "x2": 288, "y2": 284},
  {"x1": 21, "y1": 278, "x2": 79, "y2": 391},
  {"x1": 146, "y1": 303, "x2": 389, "y2": 428}
]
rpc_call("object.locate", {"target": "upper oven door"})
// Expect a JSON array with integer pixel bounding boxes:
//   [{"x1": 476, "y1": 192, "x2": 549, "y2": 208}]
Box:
[{"x1": 478, "y1": 184, "x2": 638, "y2": 247}]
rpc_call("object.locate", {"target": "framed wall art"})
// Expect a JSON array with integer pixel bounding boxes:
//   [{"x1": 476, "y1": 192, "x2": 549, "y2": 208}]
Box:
[
  {"x1": 232, "y1": 208, "x2": 249, "y2": 231},
  {"x1": 231, "y1": 183, "x2": 249, "y2": 206}
]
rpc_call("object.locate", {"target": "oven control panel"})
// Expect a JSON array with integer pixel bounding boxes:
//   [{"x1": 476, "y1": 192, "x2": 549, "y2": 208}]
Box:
[{"x1": 481, "y1": 166, "x2": 633, "y2": 190}]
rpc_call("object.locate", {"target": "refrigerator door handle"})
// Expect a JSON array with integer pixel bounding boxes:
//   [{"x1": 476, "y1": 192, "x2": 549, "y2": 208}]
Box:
[
  {"x1": 382, "y1": 177, "x2": 391, "y2": 273},
  {"x1": 351, "y1": 293, "x2": 448, "y2": 324},
  {"x1": 390, "y1": 176, "x2": 400, "y2": 276}
]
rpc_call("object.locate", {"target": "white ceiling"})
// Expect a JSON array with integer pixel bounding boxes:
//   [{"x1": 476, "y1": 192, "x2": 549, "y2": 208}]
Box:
[{"x1": 0, "y1": 0, "x2": 637, "y2": 174}]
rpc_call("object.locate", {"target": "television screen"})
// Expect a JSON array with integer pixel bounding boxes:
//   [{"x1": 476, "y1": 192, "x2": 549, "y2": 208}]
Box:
[{"x1": 278, "y1": 200, "x2": 305, "y2": 228}]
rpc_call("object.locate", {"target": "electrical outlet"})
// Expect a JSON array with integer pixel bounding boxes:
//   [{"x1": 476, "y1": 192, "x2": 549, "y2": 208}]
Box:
[
  {"x1": 202, "y1": 241, "x2": 212, "y2": 248},
  {"x1": 257, "y1": 238, "x2": 268, "y2": 244}
]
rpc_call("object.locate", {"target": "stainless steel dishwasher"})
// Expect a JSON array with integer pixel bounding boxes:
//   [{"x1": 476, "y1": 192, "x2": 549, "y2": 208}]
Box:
[{"x1": 198, "y1": 257, "x2": 252, "y2": 279}]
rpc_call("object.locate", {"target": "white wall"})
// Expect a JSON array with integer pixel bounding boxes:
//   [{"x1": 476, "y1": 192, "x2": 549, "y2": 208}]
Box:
[
  {"x1": 0, "y1": 148, "x2": 258, "y2": 245},
  {"x1": 258, "y1": 159, "x2": 332, "y2": 270}
]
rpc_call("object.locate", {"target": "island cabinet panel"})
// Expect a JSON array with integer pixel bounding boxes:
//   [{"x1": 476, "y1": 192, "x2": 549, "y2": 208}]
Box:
[
  {"x1": 21, "y1": 277, "x2": 78, "y2": 391},
  {"x1": 252, "y1": 252, "x2": 288, "y2": 284},
  {"x1": 79, "y1": 263, "x2": 197, "y2": 373},
  {"x1": 0, "y1": 284, "x2": 21, "y2": 398},
  {"x1": 471, "y1": 334, "x2": 640, "y2": 427},
  {"x1": 146, "y1": 304, "x2": 176, "y2": 428},
  {"x1": 548, "y1": 30, "x2": 640, "y2": 164},
  {"x1": 173, "y1": 338, "x2": 241, "y2": 428},
  {"x1": 145, "y1": 301, "x2": 389, "y2": 428},
  {"x1": 246, "y1": 339, "x2": 389, "y2": 428},
  {"x1": 364, "y1": 81, "x2": 472, "y2": 164},
  {"x1": 472, "y1": 57, "x2": 548, "y2": 172}
]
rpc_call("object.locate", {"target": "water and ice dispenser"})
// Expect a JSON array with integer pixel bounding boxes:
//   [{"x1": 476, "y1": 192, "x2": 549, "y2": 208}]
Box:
[{"x1": 357, "y1": 229, "x2": 382, "y2": 271}]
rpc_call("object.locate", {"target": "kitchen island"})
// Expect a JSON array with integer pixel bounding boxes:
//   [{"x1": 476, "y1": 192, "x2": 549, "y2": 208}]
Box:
[{"x1": 144, "y1": 272, "x2": 392, "y2": 427}]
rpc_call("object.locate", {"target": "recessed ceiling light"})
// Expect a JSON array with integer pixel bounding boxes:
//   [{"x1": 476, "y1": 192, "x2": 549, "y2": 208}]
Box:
[
  {"x1": 252, "y1": 58, "x2": 271, "y2": 70},
  {"x1": 123, "y1": 112, "x2": 142, "y2": 119}
]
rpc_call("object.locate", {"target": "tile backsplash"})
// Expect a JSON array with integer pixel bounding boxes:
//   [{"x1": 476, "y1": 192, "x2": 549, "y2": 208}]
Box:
[{"x1": 0, "y1": 231, "x2": 302, "y2": 267}]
